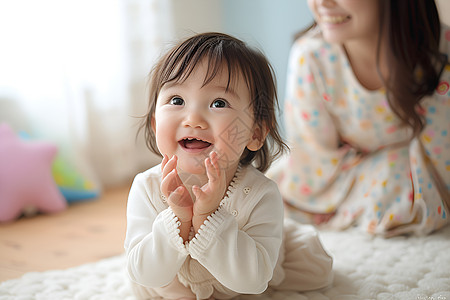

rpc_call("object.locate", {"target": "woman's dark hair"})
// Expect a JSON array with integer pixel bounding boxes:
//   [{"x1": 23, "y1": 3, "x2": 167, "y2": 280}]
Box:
[
  {"x1": 141, "y1": 32, "x2": 287, "y2": 172},
  {"x1": 297, "y1": 0, "x2": 447, "y2": 138},
  {"x1": 377, "y1": 0, "x2": 447, "y2": 137}
]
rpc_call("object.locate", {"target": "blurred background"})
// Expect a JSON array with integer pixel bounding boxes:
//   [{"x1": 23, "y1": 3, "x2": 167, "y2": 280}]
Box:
[
  {"x1": 0, "y1": 0, "x2": 448, "y2": 194},
  {"x1": 0, "y1": 0, "x2": 311, "y2": 195}
]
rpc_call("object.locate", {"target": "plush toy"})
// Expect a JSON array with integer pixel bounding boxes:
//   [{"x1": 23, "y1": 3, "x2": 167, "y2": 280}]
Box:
[
  {"x1": 17, "y1": 131, "x2": 100, "y2": 204},
  {"x1": 0, "y1": 123, "x2": 67, "y2": 222},
  {"x1": 52, "y1": 156, "x2": 100, "y2": 203}
]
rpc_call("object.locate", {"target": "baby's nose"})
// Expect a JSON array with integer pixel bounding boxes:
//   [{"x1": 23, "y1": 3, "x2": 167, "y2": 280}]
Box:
[{"x1": 182, "y1": 110, "x2": 208, "y2": 129}]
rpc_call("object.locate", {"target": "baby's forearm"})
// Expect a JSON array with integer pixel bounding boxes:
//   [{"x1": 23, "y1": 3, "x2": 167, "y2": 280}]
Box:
[
  {"x1": 192, "y1": 208, "x2": 217, "y2": 233},
  {"x1": 179, "y1": 220, "x2": 192, "y2": 242},
  {"x1": 192, "y1": 215, "x2": 208, "y2": 234}
]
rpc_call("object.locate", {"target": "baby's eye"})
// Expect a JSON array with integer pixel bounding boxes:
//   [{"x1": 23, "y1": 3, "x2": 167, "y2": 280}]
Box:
[
  {"x1": 211, "y1": 99, "x2": 229, "y2": 108},
  {"x1": 170, "y1": 97, "x2": 184, "y2": 106}
]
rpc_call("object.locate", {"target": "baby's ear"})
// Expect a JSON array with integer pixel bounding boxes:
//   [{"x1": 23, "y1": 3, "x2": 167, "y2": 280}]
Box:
[{"x1": 247, "y1": 124, "x2": 268, "y2": 151}]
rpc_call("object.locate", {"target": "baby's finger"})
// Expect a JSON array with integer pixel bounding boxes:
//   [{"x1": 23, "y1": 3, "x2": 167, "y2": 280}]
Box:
[
  {"x1": 162, "y1": 155, "x2": 177, "y2": 179},
  {"x1": 168, "y1": 186, "x2": 192, "y2": 208},
  {"x1": 192, "y1": 185, "x2": 205, "y2": 201},
  {"x1": 160, "y1": 168, "x2": 179, "y2": 197},
  {"x1": 209, "y1": 150, "x2": 219, "y2": 164},
  {"x1": 205, "y1": 157, "x2": 219, "y2": 184},
  {"x1": 209, "y1": 151, "x2": 221, "y2": 177},
  {"x1": 167, "y1": 186, "x2": 194, "y2": 210},
  {"x1": 161, "y1": 154, "x2": 169, "y2": 171}
]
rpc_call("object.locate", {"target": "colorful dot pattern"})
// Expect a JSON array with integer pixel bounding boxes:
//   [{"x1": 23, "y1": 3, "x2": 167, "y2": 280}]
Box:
[{"x1": 268, "y1": 27, "x2": 450, "y2": 236}]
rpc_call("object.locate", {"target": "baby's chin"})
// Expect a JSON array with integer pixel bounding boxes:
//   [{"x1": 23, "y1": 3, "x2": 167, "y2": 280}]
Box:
[
  {"x1": 177, "y1": 159, "x2": 206, "y2": 172},
  {"x1": 176, "y1": 162, "x2": 208, "y2": 182}
]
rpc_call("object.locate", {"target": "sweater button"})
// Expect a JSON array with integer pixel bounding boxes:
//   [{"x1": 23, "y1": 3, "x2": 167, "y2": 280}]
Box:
[
  {"x1": 161, "y1": 194, "x2": 167, "y2": 202},
  {"x1": 243, "y1": 187, "x2": 251, "y2": 194},
  {"x1": 231, "y1": 210, "x2": 238, "y2": 217}
]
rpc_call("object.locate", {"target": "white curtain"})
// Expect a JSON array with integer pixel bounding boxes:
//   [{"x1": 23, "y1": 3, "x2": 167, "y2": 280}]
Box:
[{"x1": 0, "y1": 0, "x2": 174, "y2": 188}]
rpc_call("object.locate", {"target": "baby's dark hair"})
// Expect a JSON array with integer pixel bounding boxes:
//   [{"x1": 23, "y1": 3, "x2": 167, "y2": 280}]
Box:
[{"x1": 141, "y1": 32, "x2": 287, "y2": 172}]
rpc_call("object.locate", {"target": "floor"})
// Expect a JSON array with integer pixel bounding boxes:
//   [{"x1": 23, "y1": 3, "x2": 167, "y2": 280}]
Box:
[{"x1": 0, "y1": 183, "x2": 131, "y2": 282}]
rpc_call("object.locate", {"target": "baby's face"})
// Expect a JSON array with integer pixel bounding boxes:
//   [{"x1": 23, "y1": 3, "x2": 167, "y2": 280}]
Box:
[{"x1": 152, "y1": 59, "x2": 261, "y2": 181}]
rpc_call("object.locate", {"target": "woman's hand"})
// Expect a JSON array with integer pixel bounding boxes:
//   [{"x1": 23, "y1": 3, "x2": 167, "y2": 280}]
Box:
[{"x1": 191, "y1": 151, "x2": 227, "y2": 232}]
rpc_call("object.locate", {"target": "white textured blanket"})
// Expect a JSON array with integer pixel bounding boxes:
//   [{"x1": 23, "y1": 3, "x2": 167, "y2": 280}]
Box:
[{"x1": 1, "y1": 225, "x2": 450, "y2": 300}]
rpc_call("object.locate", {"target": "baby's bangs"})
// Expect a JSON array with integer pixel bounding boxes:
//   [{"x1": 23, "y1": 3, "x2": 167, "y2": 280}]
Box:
[
  {"x1": 158, "y1": 34, "x2": 254, "y2": 93},
  {"x1": 202, "y1": 51, "x2": 253, "y2": 94}
]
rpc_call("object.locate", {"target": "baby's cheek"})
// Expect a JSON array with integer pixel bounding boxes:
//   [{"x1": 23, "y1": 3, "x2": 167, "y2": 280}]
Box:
[
  {"x1": 155, "y1": 127, "x2": 174, "y2": 154},
  {"x1": 214, "y1": 139, "x2": 251, "y2": 168}
]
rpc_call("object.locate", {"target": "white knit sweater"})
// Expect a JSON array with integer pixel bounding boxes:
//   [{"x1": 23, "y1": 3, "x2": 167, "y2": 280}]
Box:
[{"x1": 124, "y1": 164, "x2": 285, "y2": 299}]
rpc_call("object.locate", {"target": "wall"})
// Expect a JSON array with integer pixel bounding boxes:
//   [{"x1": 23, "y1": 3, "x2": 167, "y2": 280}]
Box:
[
  {"x1": 436, "y1": 0, "x2": 450, "y2": 26},
  {"x1": 170, "y1": 0, "x2": 223, "y2": 39},
  {"x1": 222, "y1": 0, "x2": 312, "y2": 110}
]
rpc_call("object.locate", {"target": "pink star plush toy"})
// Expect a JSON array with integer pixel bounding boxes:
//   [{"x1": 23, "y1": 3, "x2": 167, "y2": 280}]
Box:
[{"x1": 0, "y1": 123, "x2": 67, "y2": 222}]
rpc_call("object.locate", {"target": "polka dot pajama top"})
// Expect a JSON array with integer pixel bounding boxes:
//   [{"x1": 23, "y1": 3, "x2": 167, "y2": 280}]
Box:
[{"x1": 268, "y1": 26, "x2": 450, "y2": 236}]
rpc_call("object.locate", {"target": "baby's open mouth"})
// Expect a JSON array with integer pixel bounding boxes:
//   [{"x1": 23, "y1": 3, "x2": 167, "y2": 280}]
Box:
[{"x1": 179, "y1": 138, "x2": 212, "y2": 150}]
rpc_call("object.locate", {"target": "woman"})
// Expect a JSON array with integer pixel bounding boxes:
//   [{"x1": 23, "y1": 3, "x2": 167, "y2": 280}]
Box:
[{"x1": 268, "y1": 0, "x2": 450, "y2": 236}]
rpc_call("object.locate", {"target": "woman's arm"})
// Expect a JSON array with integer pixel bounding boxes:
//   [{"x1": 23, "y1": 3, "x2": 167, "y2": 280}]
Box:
[{"x1": 268, "y1": 39, "x2": 355, "y2": 213}]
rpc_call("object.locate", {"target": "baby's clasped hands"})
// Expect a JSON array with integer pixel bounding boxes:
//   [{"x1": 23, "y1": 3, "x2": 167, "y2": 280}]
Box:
[{"x1": 160, "y1": 151, "x2": 227, "y2": 234}]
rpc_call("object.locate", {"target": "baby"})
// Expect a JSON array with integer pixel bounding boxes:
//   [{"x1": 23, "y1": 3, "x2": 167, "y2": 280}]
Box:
[{"x1": 124, "y1": 32, "x2": 333, "y2": 299}]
